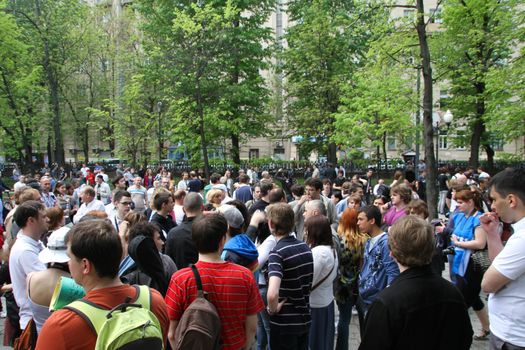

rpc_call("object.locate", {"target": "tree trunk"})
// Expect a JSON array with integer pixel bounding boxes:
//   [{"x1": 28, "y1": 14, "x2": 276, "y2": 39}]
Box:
[
  {"x1": 83, "y1": 127, "x2": 89, "y2": 163},
  {"x1": 327, "y1": 142, "x2": 337, "y2": 165},
  {"x1": 231, "y1": 133, "x2": 240, "y2": 165},
  {"x1": 484, "y1": 144, "x2": 495, "y2": 171},
  {"x1": 36, "y1": 0, "x2": 64, "y2": 165},
  {"x1": 416, "y1": 0, "x2": 438, "y2": 219},
  {"x1": 196, "y1": 86, "x2": 210, "y2": 180}
]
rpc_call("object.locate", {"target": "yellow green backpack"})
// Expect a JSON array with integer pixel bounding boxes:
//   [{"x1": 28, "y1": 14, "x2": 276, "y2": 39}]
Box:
[{"x1": 65, "y1": 285, "x2": 163, "y2": 350}]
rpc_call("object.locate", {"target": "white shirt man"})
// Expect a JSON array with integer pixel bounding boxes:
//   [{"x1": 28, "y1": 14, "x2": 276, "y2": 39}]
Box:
[
  {"x1": 9, "y1": 201, "x2": 47, "y2": 330},
  {"x1": 127, "y1": 177, "x2": 148, "y2": 212},
  {"x1": 481, "y1": 169, "x2": 525, "y2": 349},
  {"x1": 73, "y1": 186, "x2": 106, "y2": 224},
  {"x1": 94, "y1": 175, "x2": 111, "y2": 205},
  {"x1": 14, "y1": 175, "x2": 27, "y2": 191},
  {"x1": 177, "y1": 172, "x2": 189, "y2": 191}
]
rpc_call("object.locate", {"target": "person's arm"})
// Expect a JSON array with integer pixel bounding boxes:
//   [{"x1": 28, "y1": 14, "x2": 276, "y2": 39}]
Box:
[
  {"x1": 480, "y1": 212, "x2": 504, "y2": 260},
  {"x1": 482, "y1": 228, "x2": 525, "y2": 294},
  {"x1": 244, "y1": 314, "x2": 257, "y2": 349},
  {"x1": 167, "y1": 320, "x2": 179, "y2": 349},
  {"x1": 481, "y1": 266, "x2": 512, "y2": 294},
  {"x1": 382, "y1": 239, "x2": 399, "y2": 285},
  {"x1": 267, "y1": 276, "x2": 282, "y2": 314},
  {"x1": 451, "y1": 226, "x2": 487, "y2": 250}
]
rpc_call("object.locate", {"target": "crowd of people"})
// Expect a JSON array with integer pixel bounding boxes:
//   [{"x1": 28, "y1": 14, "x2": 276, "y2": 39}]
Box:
[{"x1": 0, "y1": 162, "x2": 523, "y2": 350}]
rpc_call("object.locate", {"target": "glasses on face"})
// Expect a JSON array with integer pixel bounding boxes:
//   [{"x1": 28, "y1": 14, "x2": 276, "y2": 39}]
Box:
[{"x1": 120, "y1": 201, "x2": 133, "y2": 206}]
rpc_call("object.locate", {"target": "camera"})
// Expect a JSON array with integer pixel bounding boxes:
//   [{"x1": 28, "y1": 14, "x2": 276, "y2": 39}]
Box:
[{"x1": 442, "y1": 246, "x2": 456, "y2": 256}]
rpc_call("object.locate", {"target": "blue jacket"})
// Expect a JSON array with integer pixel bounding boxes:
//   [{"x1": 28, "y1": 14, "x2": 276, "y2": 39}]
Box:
[{"x1": 359, "y1": 232, "x2": 399, "y2": 308}]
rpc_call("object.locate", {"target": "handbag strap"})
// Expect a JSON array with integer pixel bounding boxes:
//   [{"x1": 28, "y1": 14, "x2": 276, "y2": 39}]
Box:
[{"x1": 311, "y1": 249, "x2": 336, "y2": 292}]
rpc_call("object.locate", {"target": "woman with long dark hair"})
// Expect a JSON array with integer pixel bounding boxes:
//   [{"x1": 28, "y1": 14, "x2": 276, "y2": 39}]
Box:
[
  {"x1": 450, "y1": 188, "x2": 490, "y2": 340},
  {"x1": 305, "y1": 215, "x2": 338, "y2": 350},
  {"x1": 335, "y1": 208, "x2": 368, "y2": 350}
]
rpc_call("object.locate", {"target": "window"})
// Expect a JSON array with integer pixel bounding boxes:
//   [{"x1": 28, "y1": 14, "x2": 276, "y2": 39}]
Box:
[
  {"x1": 387, "y1": 135, "x2": 397, "y2": 151},
  {"x1": 439, "y1": 89, "x2": 449, "y2": 109},
  {"x1": 273, "y1": 148, "x2": 285, "y2": 161},
  {"x1": 429, "y1": 8, "x2": 443, "y2": 23},
  {"x1": 439, "y1": 135, "x2": 448, "y2": 149},
  {"x1": 489, "y1": 133, "x2": 505, "y2": 151},
  {"x1": 403, "y1": 9, "x2": 415, "y2": 18},
  {"x1": 249, "y1": 149, "x2": 259, "y2": 160},
  {"x1": 453, "y1": 131, "x2": 467, "y2": 150}
]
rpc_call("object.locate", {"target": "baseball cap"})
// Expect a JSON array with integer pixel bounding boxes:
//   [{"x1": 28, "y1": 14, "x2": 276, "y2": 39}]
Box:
[{"x1": 218, "y1": 205, "x2": 244, "y2": 230}]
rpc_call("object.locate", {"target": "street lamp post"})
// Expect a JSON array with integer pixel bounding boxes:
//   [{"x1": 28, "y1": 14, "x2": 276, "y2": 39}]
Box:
[
  {"x1": 434, "y1": 109, "x2": 453, "y2": 168},
  {"x1": 157, "y1": 101, "x2": 163, "y2": 163}
]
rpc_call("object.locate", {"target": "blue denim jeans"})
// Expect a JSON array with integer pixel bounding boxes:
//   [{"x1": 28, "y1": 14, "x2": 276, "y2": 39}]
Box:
[
  {"x1": 335, "y1": 297, "x2": 355, "y2": 350},
  {"x1": 257, "y1": 285, "x2": 271, "y2": 350}
]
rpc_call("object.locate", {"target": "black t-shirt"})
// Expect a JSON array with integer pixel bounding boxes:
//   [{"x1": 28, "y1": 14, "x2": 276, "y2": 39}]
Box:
[
  {"x1": 334, "y1": 176, "x2": 346, "y2": 187},
  {"x1": 438, "y1": 174, "x2": 449, "y2": 191}
]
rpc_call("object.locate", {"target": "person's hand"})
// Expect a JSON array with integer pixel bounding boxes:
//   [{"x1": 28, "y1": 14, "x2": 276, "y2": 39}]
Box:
[
  {"x1": 118, "y1": 221, "x2": 129, "y2": 240},
  {"x1": 480, "y1": 212, "x2": 502, "y2": 237},
  {"x1": 250, "y1": 210, "x2": 266, "y2": 226},
  {"x1": 451, "y1": 235, "x2": 459, "y2": 246},
  {"x1": 298, "y1": 195, "x2": 309, "y2": 206},
  {"x1": 435, "y1": 225, "x2": 445, "y2": 234}
]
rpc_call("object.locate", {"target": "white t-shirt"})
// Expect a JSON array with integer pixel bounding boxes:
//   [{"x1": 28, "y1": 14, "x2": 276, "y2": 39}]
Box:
[
  {"x1": 488, "y1": 217, "x2": 525, "y2": 346},
  {"x1": 256, "y1": 235, "x2": 277, "y2": 285},
  {"x1": 310, "y1": 245, "x2": 337, "y2": 308},
  {"x1": 9, "y1": 233, "x2": 46, "y2": 329}
]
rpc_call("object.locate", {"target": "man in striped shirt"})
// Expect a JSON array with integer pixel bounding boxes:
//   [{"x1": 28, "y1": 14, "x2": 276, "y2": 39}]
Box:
[
  {"x1": 267, "y1": 203, "x2": 314, "y2": 350},
  {"x1": 165, "y1": 214, "x2": 264, "y2": 350}
]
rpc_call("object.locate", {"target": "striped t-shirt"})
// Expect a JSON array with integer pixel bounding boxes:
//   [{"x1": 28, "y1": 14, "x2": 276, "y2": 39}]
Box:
[
  {"x1": 165, "y1": 261, "x2": 264, "y2": 350},
  {"x1": 268, "y1": 235, "x2": 313, "y2": 334}
]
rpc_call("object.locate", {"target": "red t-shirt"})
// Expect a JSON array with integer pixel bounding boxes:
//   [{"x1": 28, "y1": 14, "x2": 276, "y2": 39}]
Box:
[
  {"x1": 165, "y1": 261, "x2": 264, "y2": 350},
  {"x1": 35, "y1": 284, "x2": 169, "y2": 350}
]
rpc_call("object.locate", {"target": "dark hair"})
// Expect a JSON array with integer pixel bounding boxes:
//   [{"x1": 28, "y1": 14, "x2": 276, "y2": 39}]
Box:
[
  {"x1": 489, "y1": 168, "x2": 525, "y2": 204},
  {"x1": 269, "y1": 188, "x2": 286, "y2": 204},
  {"x1": 128, "y1": 222, "x2": 159, "y2": 242},
  {"x1": 291, "y1": 184, "x2": 304, "y2": 197},
  {"x1": 53, "y1": 181, "x2": 66, "y2": 196},
  {"x1": 192, "y1": 214, "x2": 227, "y2": 254},
  {"x1": 358, "y1": 205, "x2": 382, "y2": 228},
  {"x1": 259, "y1": 182, "x2": 274, "y2": 197},
  {"x1": 153, "y1": 192, "x2": 172, "y2": 211},
  {"x1": 305, "y1": 178, "x2": 322, "y2": 191},
  {"x1": 210, "y1": 173, "x2": 221, "y2": 184},
  {"x1": 113, "y1": 190, "x2": 131, "y2": 204},
  {"x1": 14, "y1": 200, "x2": 45, "y2": 228},
  {"x1": 322, "y1": 178, "x2": 332, "y2": 185},
  {"x1": 305, "y1": 215, "x2": 333, "y2": 248},
  {"x1": 240, "y1": 174, "x2": 250, "y2": 184},
  {"x1": 332, "y1": 190, "x2": 343, "y2": 202},
  {"x1": 65, "y1": 220, "x2": 122, "y2": 279},
  {"x1": 112, "y1": 175, "x2": 125, "y2": 188}
]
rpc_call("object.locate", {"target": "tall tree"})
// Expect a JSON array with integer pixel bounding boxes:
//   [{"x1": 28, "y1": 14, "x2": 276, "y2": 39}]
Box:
[
  {"x1": 283, "y1": 0, "x2": 388, "y2": 163},
  {"x1": 434, "y1": 0, "x2": 524, "y2": 169},
  {"x1": 9, "y1": 0, "x2": 90, "y2": 165}
]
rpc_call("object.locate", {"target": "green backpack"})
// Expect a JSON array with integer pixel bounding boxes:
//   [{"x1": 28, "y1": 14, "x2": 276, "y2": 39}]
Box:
[{"x1": 65, "y1": 285, "x2": 164, "y2": 350}]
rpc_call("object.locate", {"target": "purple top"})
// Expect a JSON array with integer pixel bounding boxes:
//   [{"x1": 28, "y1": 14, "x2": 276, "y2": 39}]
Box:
[{"x1": 383, "y1": 206, "x2": 407, "y2": 227}]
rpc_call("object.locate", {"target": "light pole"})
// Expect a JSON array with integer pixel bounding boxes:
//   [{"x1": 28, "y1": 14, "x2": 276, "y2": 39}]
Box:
[
  {"x1": 434, "y1": 109, "x2": 453, "y2": 167},
  {"x1": 157, "y1": 101, "x2": 163, "y2": 163}
]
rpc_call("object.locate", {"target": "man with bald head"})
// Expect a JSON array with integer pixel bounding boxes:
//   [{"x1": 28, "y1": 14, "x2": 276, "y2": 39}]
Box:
[
  {"x1": 165, "y1": 192, "x2": 203, "y2": 268},
  {"x1": 73, "y1": 186, "x2": 106, "y2": 223}
]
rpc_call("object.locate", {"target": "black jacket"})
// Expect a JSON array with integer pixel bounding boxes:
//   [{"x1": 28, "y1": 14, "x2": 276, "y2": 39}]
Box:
[
  {"x1": 359, "y1": 265, "x2": 473, "y2": 350},
  {"x1": 165, "y1": 216, "x2": 199, "y2": 269}
]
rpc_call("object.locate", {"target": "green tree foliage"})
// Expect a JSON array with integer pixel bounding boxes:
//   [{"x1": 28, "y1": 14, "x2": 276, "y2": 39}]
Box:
[
  {"x1": 283, "y1": 0, "x2": 389, "y2": 163},
  {"x1": 137, "y1": 0, "x2": 273, "y2": 175},
  {"x1": 0, "y1": 2, "x2": 46, "y2": 168},
  {"x1": 434, "y1": 0, "x2": 524, "y2": 168},
  {"x1": 334, "y1": 38, "x2": 416, "y2": 164}
]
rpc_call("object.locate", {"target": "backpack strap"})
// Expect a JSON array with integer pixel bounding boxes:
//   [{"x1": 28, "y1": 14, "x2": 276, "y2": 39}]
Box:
[
  {"x1": 64, "y1": 285, "x2": 151, "y2": 335},
  {"x1": 190, "y1": 264, "x2": 205, "y2": 298}
]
